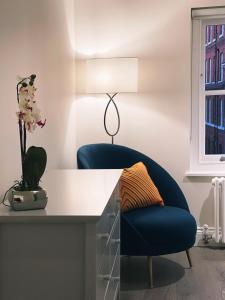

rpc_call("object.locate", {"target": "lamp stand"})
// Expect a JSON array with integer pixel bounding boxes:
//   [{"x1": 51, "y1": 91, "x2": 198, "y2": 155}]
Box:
[{"x1": 104, "y1": 93, "x2": 120, "y2": 144}]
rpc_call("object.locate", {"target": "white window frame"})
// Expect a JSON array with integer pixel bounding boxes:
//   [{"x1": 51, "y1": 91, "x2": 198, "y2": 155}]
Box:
[
  {"x1": 220, "y1": 99, "x2": 224, "y2": 128},
  {"x1": 221, "y1": 53, "x2": 224, "y2": 82},
  {"x1": 209, "y1": 57, "x2": 212, "y2": 83},
  {"x1": 213, "y1": 25, "x2": 216, "y2": 42},
  {"x1": 205, "y1": 59, "x2": 208, "y2": 83},
  {"x1": 190, "y1": 7, "x2": 225, "y2": 175},
  {"x1": 205, "y1": 26, "x2": 209, "y2": 45},
  {"x1": 212, "y1": 57, "x2": 215, "y2": 83},
  {"x1": 219, "y1": 52, "x2": 224, "y2": 82},
  {"x1": 210, "y1": 25, "x2": 213, "y2": 43},
  {"x1": 209, "y1": 98, "x2": 212, "y2": 122},
  {"x1": 219, "y1": 24, "x2": 225, "y2": 38}
]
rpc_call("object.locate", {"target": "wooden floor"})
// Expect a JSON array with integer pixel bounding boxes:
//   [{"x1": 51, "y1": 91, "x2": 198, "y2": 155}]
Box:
[{"x1": 120, "y1": 247, "x2": 225, "y2": 300}]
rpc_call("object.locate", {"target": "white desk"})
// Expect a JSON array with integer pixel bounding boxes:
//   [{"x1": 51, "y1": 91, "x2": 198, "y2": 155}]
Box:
[{"x1": 0, "y1": 169, "x2": 122, "y2": 300}]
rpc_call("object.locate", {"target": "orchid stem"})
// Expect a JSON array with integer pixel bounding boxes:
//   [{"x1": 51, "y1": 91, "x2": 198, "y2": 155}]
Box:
[{"x1": 17, "y1": 80, "x2": 27, "y2": 189}]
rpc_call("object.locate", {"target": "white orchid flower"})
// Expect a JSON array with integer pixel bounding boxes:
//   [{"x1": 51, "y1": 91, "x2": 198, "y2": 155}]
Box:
[{"x1": 17, "y1": 77, "x2": 46, "y2": 133}]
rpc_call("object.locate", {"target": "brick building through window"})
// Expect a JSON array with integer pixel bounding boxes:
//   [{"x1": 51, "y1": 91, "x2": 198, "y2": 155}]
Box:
[{"x1": 205, "y1": 24, "x2": 225, "y2": 154}]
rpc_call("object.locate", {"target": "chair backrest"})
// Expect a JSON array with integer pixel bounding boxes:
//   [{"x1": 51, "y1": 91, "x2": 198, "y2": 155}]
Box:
[{"x1": 77, "y1": 143, "x2": 189, "y2": 211}]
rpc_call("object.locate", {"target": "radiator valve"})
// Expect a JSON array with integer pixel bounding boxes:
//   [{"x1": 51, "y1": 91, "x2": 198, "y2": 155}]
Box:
[{"x1": 202, "y1": 224, "x2": 212, "y2": 243}]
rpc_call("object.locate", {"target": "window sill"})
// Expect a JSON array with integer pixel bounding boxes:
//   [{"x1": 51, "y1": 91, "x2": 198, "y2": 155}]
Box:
[{"x1": 185, "y1": 171, "x2": 225, "y2": 177}]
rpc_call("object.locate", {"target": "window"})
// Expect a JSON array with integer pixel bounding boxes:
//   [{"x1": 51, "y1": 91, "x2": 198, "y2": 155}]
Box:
[
  {"x1": 205, "y1": 96, "x2": 225, "y2": 154},
  {"x1": 191, "y1": 7, "x2": 225, "y2": 174}
]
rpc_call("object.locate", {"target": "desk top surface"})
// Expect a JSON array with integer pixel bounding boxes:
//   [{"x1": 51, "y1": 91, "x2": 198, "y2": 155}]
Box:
[{"x1": 0, "y1": 169, "x2": 122, "y2": 223}]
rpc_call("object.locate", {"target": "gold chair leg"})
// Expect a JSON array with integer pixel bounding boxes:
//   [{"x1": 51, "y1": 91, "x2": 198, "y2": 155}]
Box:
[
  {"x1": 186, "y1": 249, "x2": 192, "y2": 268},
  {"x1": 147, "y1": 256, "x2": 153, "y2": 288}
]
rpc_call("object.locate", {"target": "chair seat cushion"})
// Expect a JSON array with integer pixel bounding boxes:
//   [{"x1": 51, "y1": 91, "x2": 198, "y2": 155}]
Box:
[{"x1": 121, "y1": 205, "x2": 197, "y2": 256}]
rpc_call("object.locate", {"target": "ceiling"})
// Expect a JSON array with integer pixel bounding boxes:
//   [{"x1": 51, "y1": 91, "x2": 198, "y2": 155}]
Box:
[
  {"x1": 74, "y1": 0, "x2": 225, "y2": 59},
  {"x1": 74, "y1": 0, "x2": 189, "y2": 59}
]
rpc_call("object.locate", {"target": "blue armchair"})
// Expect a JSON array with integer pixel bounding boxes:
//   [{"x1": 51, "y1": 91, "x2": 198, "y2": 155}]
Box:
[{"x1": 77, "y1": 143, "x2": 197, "y2": 287}]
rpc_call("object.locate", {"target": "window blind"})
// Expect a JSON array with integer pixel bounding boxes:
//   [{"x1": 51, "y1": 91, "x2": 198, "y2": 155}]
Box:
[{"x1": 192, "y1": 6, "x2": 225, "y2": 20}]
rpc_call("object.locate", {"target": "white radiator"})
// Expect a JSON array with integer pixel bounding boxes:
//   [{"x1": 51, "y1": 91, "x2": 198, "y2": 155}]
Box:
[{"x1": 212, "y1": 177, "x2": 225, "y2": 243}]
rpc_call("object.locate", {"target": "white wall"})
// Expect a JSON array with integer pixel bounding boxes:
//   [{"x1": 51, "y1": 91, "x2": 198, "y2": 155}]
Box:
[
  {"x1": 0, "y1": 0, "x2": 76, "y2": 197},
  {"x1": 75, "y1": 0, "x2": 225, "y2": 226},
  {"x1": 1, "y1": 0, "x2": 222, "y2": 227}
]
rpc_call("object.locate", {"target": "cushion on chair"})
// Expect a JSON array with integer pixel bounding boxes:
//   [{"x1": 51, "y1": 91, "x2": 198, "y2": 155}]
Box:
[
  {"x1": 120, "y1": 162, "x2": 164, "y2": 212},
  {"x1": 121, "y1": 205, "x2": 197, "y2": 256}
]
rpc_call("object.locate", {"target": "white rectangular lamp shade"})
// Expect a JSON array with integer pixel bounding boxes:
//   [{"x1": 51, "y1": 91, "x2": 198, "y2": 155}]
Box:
[{"x1": 86, "y1": 58, "x2": 138, "y2": 94}]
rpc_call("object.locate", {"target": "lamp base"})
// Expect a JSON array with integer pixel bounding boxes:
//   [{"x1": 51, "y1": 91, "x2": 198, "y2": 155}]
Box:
[{"x1": 8, "y1": 187, "x2": 48, "y2": 211}]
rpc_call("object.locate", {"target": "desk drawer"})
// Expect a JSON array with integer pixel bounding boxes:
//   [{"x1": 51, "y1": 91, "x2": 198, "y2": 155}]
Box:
[
  {"x1": 97, "y1": 211, "x2": 120, "y2": 271},
  {"x1": 111, "y1": 187, "x2": 121, "y2": 213},
  {"x1": 105, "y1": 247, "x2": 120, "y2": 300},
  {"x1": 96, "y1": 197, "x2": 117, "y2": 239},
  {"x1": 96, "y1": 182, "x2": 120, "y2": 300},
  {"x1": 96, "y1": 246, "x2": 120, "y2": 300},
  {"x1": 96, "y1": 272, "x2": 110, "y2": 300},
  {"x1": 109, "y1": 212, "x2": 120, "y2": 271},
  {"x1": 96, "y1": 186, "x2": 120, "y2": 272}
]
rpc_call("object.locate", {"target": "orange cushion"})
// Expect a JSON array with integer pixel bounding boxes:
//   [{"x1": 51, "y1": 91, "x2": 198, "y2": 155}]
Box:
[{"x1": 120, "y1": 162, "x2": 164, "y2": 212}]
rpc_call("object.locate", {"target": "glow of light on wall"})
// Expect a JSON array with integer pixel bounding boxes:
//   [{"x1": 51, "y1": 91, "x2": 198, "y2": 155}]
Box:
[
  {"x1": 62, "y1": 99, "x2": 77, "y2": 168},
  {"x1": 63, "y1": 0, "x2": 76, "y2": 52}
]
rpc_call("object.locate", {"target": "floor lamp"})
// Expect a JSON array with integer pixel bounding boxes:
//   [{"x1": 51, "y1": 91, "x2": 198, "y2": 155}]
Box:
[{"x1": 86, "y1": 58, "x2": 138, "y2": 144}]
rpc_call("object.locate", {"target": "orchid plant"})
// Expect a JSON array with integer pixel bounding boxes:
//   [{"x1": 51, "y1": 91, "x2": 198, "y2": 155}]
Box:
[{"x1": 16, "y1": 74, "x2": 47, "y2": 190}]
